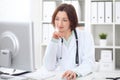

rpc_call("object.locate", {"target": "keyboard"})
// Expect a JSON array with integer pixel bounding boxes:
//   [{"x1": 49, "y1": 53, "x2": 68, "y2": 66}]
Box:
[{"x1": 0, "y1": 74, "x2": 37, "y2": 80}]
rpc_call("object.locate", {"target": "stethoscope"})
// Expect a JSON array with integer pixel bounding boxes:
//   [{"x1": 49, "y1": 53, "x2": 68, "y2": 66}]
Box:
[{"x1": 59, "y1": 29, "x2": 79, "y2": 66}]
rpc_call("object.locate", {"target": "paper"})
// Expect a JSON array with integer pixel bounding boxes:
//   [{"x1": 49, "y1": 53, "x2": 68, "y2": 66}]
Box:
[
  {"x1": 24, "y1": 66, "x2": 57, "y2": 80},
  {"x1": 0, "y1": 67, "x2": 30, "y2": 76},
  {"x1": 0, "y1": 74, "x2": 28, "y2": 80}
]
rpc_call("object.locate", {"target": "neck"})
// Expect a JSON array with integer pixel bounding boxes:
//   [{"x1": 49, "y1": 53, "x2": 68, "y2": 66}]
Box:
[{"x1": 62, "y1": 29, "x2": 72, "y2": 41}]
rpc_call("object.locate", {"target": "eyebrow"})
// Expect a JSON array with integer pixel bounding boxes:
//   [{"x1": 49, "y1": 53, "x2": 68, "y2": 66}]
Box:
[{"x1": 55, "y1": 16, "x2": 68, "y2": 20}]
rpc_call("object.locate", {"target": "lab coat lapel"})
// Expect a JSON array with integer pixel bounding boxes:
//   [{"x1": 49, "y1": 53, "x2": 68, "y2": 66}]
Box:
[{"x1": 68, "y1": 35, "x2": 76, "y2": 52}]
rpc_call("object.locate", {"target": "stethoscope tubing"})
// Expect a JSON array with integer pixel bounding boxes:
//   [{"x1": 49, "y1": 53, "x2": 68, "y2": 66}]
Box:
[{"x1": 59, "y1": 29, "x2": 79, "y2": 66}]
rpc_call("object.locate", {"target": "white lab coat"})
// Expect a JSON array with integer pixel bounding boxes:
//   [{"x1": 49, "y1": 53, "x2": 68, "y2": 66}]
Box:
[{"x1": 43, "y1": 28, "x2": 95, "y2": 76}]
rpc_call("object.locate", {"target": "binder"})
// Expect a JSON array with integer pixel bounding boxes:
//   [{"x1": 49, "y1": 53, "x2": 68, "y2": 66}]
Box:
[
  {"x1": 115, "y1": 2, "x2": 120, "y2": 23},
  {"x1": 43, "y1": 1, "x2": 56, "y2": 22},
  {"x1": 98, "y1": 2, "x2": 105, "y2": 23},
  {"x1": 105, "y1": 2, "x2": 112, "y2": 23},
  {"x1": 91, "y1": 2, "x2": 98, "y2": 23}
]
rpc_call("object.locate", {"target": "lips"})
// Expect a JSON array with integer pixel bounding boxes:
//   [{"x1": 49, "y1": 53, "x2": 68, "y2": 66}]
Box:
[{"x1": 59, "y1": 27, "x2": 64, "y2": 29}]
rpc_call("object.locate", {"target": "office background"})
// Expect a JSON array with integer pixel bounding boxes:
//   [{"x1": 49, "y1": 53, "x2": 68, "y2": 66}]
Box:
[{"x1": 0, "y1": 0, "x2": 120, "y2": 72}]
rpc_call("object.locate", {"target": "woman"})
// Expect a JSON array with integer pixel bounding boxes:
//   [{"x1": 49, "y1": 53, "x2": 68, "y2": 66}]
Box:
[{"x1": 43, "y1": 3, "x2": 95, "y2": 80}]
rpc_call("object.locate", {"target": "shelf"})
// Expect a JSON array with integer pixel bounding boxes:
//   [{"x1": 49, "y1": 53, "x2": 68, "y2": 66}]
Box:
[
  {"x1": 91, "y1": 0, "x2": 120, "y2": 70},
  {"x1": 115, "y1": 23, "x2": 120, "y2": 25},
  {"x1": 91, "y1": 25, "x2": 113, "y2": 46},
  {"x1": 91, "y1": 0, "x2": 113, "y2": 2},
  {"x1": 95, "y1": 48, "x2": 113, "y2": 62},
  {"x1": 115, "y1": 46, "x2": 120, "y2": 49},
  {"x1": 95, "y1": 46, "x2": 114, "y2": 48},
  {"x1": 91, "y1": 23, "x2": 113, "y2": 25}
]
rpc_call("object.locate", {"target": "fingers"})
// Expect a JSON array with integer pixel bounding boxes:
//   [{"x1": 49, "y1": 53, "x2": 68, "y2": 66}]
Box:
[
  {"x1": 52, "y1": 31, "x2": 63, "y2": 39},
  {"x1": 62, "y1": 71, "x2": 77, "y2": 80}
]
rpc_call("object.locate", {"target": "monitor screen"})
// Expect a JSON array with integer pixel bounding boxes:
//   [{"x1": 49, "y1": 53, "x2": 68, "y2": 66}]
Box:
[{"x1": 0, "y1": 22, "x2": 35, "y2": 71}]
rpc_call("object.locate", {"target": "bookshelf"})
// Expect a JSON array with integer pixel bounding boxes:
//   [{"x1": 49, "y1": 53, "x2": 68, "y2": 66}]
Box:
[{"x1": 90, "y1": 0, "x2": 120, "y2": 71}]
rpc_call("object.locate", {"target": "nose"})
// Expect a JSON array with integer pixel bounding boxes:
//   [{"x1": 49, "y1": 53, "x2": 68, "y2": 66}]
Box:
[{"x1": 58, "y1": 20, "x2": 63, "y2": 27}]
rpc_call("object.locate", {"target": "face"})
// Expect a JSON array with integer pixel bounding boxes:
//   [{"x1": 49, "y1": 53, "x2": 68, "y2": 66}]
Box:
[{"x1": 55, "y1": 11, "x2": 70, "y2": 33}]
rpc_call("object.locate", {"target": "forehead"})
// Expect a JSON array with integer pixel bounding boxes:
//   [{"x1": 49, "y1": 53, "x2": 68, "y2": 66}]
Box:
[{"x1": 56, "y1": 11, "x2": 68, "y2": 18}]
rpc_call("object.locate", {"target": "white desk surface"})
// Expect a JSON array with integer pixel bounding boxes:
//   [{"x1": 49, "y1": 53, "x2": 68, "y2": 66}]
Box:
[
  {"x1": 24, "y1": 67, "x2": 120, "y2": 80},
  {"x1": 45, "y1": 71, "x2": 120, "y2": 80},
  {"x1": 0, "y1": 67, "x2": 120, "y2": 80}
]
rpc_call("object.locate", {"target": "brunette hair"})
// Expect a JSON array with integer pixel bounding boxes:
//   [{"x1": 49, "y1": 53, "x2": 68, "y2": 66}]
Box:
[{"x1": 52, "y1": 3, "x2": 78, "y2": 30}]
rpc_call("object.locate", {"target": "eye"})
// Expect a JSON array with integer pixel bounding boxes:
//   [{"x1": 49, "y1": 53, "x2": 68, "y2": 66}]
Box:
[
  {"x1": 63, "y1": 19, "x2": 68, "y2": 22},
  {"x1": 55, "y1": 18, "x2": 59, "y2": 21}
]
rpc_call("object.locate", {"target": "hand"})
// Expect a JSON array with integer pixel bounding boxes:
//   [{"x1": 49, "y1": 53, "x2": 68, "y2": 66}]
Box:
[
  {"x1": 62, "y1": 70, "x2": 77, "y2": 80},
  {"x1": 52, "y1": 31, "x2": 63, "y2": 39}
]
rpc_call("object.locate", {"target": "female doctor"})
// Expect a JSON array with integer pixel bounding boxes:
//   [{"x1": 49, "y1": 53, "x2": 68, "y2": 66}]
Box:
[{"x1": 43, "y1": 3, "x2": 95, "y2": 80}]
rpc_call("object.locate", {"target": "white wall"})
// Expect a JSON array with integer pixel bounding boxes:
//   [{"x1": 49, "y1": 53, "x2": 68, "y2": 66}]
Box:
[{"x1": 0, "y1": 0, "x2": 30, "y2": 22}]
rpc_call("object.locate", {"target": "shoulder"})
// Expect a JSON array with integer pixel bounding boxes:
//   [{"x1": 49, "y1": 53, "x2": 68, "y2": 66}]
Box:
[
  {"x1": 75, "y1": 27, "x2": 91, "y2": 36},
  {"x1": 75, "y1": 27, "x2": 94, "y2": 43}
]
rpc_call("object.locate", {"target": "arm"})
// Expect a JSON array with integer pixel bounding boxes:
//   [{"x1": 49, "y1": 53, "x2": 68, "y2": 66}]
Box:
[
  {"x1": 43, "y1": 31, "x2": 63, "y2": 70},
  {"x1": 62, "y1": 30, "x2": 95, "y2": 80},
  {"x1": 43, "y1": 39, "x2": 59, "y2": 71}
]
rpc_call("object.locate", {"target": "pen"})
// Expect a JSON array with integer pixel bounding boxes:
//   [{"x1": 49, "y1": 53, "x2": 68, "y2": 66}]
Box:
[
  {"x1": 106, "y1": 77, "x2": 114, "y2": 79},
  {"x1": 106, "y1": 77, "x2": 120, "y2": 80}
]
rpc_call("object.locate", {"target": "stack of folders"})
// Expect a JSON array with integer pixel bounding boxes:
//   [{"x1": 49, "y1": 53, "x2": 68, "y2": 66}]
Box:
[
  {"x1": 0, "y1": 67, "x2": 34, "y2": 80},
  {"x1": 0, "y1": 67, "x2": 31, "y2": 76},
  {"x1": 91, "y1": 2, "x2": 112, "y2": 23},
  {"x1": 99, "y1": 50, "x2": 113, "y2": 71}
]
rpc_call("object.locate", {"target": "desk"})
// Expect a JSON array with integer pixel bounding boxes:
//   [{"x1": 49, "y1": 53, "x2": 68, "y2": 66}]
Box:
[
  {"x1": 0, "y1": 69, "x2": 120, "y2": 80},
  {"x1": 45, "y1": 71, "x2": 120, "y2": 80}
]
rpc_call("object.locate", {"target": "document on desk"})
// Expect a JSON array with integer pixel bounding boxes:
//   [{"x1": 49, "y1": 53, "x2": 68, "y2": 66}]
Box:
[
  {"x1": 24, "y1": 67, "x2": 57, "y2": 80},
  {"x1": 91, "y1": 72, "x2": 120, "y2": 80},
  {"x1": 0, "y1": 67, "x2": 30, "y2": 76}
]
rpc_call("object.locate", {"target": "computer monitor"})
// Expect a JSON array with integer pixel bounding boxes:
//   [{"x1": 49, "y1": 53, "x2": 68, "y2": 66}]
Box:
[{"x1": 0, "y1": 22, "x2": 35, "y2": 72}]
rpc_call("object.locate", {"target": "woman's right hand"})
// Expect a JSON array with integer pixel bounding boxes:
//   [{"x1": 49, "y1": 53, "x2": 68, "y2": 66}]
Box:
[{"x1": 52, "y1": 31, "x2": 63, "y2": 39}]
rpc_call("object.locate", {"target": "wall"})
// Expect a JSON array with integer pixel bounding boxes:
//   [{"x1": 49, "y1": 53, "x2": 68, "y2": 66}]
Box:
[{"x1": 0, "y1": 0, "x2": 30, "y2": 22}]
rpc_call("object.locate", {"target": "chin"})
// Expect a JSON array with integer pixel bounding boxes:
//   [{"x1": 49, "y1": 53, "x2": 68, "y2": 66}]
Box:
[{"x1": 59, "y1": 30, "x2": 64, "y2": 33}]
